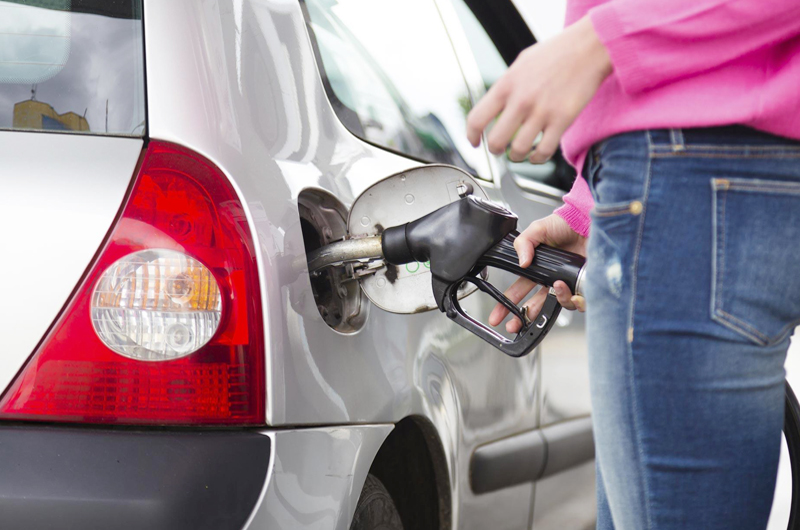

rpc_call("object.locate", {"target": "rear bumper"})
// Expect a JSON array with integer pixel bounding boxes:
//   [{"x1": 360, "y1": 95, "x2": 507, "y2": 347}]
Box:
[{"x1": 0, "y1": 424, "x2": 271, "y2": 530}]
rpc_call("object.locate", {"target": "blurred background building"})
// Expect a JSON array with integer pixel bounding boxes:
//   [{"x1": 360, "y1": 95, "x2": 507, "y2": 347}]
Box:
[{"x1": 13, "y1": 96, "x2": 90, "y2": 132}]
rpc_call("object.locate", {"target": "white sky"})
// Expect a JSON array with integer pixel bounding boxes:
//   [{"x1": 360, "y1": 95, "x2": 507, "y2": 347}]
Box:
[{"x1": 512, "y1": 0, "x2": 567, "y2": 41}]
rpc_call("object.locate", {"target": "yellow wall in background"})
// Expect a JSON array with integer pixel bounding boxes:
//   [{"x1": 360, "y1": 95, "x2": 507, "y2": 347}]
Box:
[{"x1": 13, "y1": 100, "x2": 90, "y2": 132}]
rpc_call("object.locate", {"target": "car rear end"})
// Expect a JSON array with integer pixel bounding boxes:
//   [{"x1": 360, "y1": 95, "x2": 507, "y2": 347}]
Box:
[{"x1": 0, "y1": 2, "x2": 271, "y2": 528}]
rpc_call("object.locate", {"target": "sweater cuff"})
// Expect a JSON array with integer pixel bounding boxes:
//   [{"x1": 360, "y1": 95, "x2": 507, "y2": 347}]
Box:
[
  {"x1": 588, "y1": 3, "x2": 651, "y2": 94},
  {"x1": 555, "y1": 202, "x2": 591, "y2": 239}
]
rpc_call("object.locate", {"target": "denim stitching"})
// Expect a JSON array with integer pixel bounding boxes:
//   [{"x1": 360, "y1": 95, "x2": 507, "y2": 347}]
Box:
[
  {"x1": 716, "y1": 309, "x2": 770, "y2": 344},
  {"x1": 710, "y1": 180, "x2": 720, "y2": 341},
  {"x1": 594, "y1": 204, "x2": 637, "y2": 217},
  {"x1": 709, "y1": 178, "x2": 796, "y2": 346},
  {"x1": 725, "y1": 186, "x2": 800, "y2": 195},
  {"x1": 770, "y1": 317, "x2": 800, "y2": 346},
  {"x1": 712, "y1": 307, "x2": 800, "y2": 347},
  {"x1": 709, "y1": 182, "x2": 759, "y2": 342},
  {"x1": 716, "y1": 181, "x2": 727, "y2": 322},
  {"x1": 650, "y1": 144, "x2": 800, "y2": 151},
  {"x1": 709, "y1": 181, "x2": 764, "y2": 344},
  {"x1": 725, "y1": 178, "x2": 800, "y2": 194},
  {"x1": 651, "y1": 152, "x2": 800, "y2": 159},
  {"x1": 627, "y1": 130, "x2": 655, "y2": 530},
  {"x1": 712, "y1": 314, "x2": 767, "y2": 345}
]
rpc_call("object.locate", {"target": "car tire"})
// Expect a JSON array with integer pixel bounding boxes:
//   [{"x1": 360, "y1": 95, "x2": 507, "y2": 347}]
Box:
[{"x1": 349, "y1": 474, "x2": 404, "y2": 530}]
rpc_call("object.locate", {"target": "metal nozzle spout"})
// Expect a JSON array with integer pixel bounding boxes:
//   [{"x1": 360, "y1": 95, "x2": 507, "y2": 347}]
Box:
[
  {"x1": 306, "y1": 236, "x2": 384, "y2": 274},
  {"x1": 574, "y1": 265, "x2": 587, "y2": 297}
]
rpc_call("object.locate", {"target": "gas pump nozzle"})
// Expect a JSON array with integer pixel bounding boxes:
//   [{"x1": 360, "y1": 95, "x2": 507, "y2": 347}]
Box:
[
  {"x1": 307, "y1": 195, "x2": 586, "y2": 357},
  {"x1": 380, "y1": 195, "x2": 585, "y2": 357}
]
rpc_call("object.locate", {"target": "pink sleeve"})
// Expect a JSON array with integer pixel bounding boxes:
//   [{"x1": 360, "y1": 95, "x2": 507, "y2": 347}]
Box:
[
  {"x1": 588, "y1": 0, "x2": 800, "y2": 95},
  {"x1": 555, "y1": 176, "x2": 593, "y2": 238}
]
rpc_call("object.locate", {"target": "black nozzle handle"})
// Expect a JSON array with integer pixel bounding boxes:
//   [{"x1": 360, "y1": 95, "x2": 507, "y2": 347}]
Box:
[
  {"x1": 478, "y1": 233, "x2": 586, "y2": 296},
  {"x1": 435, "y1": 275, "x2": 562, "y2": 357}
]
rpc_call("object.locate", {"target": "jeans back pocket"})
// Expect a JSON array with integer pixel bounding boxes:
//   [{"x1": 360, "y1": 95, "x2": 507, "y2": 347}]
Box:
[{"x1": 711, "y1": 177, "x2": 800, "y2": 345}]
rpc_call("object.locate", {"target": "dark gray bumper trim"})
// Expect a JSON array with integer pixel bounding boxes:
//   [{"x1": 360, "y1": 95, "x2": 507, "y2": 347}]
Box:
[
  {"x1": 0, "y1": 424, "x2": 271, "y2": 530},
  {"x1": 470, "y1": 416, "x2": 594, "y2": 494}
]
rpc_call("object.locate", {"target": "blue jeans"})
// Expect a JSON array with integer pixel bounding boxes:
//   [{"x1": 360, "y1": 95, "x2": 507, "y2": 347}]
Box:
[{"x1": 584, "y1": 126, "x2": 800, "y2": 529}]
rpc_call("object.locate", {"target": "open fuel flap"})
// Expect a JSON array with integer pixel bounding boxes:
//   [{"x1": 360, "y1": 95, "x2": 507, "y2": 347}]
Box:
[
  {"x1": 305, "y1": 164, "x2": 586, "y2": 358},
  {"x1": 346, "y1": 165, "x2": 486, "y2": 314}
]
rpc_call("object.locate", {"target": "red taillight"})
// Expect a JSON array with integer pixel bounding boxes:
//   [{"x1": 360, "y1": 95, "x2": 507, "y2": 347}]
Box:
[{"x1": 0, "y1": 141, "x2": 265, "y2": 425}]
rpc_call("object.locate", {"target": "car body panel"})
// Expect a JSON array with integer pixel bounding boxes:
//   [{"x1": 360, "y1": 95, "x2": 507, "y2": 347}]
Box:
[
  {"x1": 245, "y1": 425, "x2": 392, "y2": 530},
  {"x1": 0, "y1": 132, "x2": 142, "y2": 394},
  {"x1": 0, "y1": 0, "x2": 596, "y2": 527},
  {"x1": 144, "y1": 0, "x2": 544, "y2": 526}
]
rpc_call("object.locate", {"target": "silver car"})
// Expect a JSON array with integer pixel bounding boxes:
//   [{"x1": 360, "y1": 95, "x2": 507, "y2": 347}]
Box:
[{"x1": 0, "y1": 0, "x2": 594, "y2": 528}]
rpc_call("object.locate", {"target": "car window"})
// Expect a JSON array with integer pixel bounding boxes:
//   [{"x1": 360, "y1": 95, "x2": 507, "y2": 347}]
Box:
[
  {"x1": 449, "y1": 0, "x2": 576, "y2": 193},
  {"x1": 303, "y1": 0, "x2": 493, "y2": 180},
  {"x1": 0, "y1": 0, "x2": 145, "y2": 136}
]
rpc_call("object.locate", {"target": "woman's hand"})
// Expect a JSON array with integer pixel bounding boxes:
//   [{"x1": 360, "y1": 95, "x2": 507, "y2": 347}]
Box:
[
  {"x1": 489, "y1": 214, "x2": 588, "y2": 333},
  {"x1": 466, "y1": 16, "x2": 612, "y2": 163}
]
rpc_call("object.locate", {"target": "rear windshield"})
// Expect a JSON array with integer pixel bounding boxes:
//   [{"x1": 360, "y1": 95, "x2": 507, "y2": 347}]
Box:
[{"x1": 0, "y1": 0, "x2": 145, "y2": 136}]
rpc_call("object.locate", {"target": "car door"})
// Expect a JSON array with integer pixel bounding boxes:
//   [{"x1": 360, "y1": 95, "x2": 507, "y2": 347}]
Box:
[
  {"x1": 438, "y1": 1, "x2": 596, "y2": 527},
  {"x1": 300, "y1": 1, "x2": 542, "y2": 527}
]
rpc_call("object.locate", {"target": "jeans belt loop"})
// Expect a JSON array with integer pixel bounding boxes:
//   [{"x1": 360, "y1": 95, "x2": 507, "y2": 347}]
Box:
[{"x1": 670, "y1": 128, "x2": 686, "y2": 152}]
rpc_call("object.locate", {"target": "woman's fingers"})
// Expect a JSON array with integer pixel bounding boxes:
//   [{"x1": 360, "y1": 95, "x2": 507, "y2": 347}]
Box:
[
  {"x1": 486, "y1": 101, "x2": 526, "y2": 155},
  {"x1": 503, "y1": 281, "x2": 588, "y2": 334},
  {"x1": 553, "y1": 280, "x2": 587, "y2": 312},
  {"x1": 491, "y1": 278, "x2": 587, "y2": 333},
  {"x1": 514, "y1": 220, "x2": 548, "y2": 268},
  {"x1": 490, "y1": 214, "x2": 590, "y2": 330},
  {"x1": 466, "y1": 84, "x2": 507, "y2": 147},
  {"x1": 572, "y1": 295, "x2": 586, "y2": 312},
  {"x1": 488, "y1": 276, "x2": 536, "y2": 326},
  {"x1": 553, "y1": 280, "x2": 575, "y2": 308},
  {"x1": 529, "y1": 119, "x2": 569, "y2": 164},
  {"x1": 506, "y1": 288, "x2": 548, "y2": 333},
  {"x1": 466, "y1": 15, "x2": 613, "y2": 169},
  {"x1": 508, "y1": 118, "x2": 543, "y2": 162}
]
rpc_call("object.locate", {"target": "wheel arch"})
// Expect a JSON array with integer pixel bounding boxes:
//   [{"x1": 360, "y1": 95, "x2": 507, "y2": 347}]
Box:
[{"x1": 367, "y1": 416, "x2": 452, "y2": 530}]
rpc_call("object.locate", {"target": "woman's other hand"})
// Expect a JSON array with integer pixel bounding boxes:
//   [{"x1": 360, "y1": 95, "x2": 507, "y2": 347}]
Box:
[
  {"x1": 489, "y1": 214, "x2": 588, "y2": 333},
  {"x1": 466, "y1": 16, "x2": 612, "y2": 164}
]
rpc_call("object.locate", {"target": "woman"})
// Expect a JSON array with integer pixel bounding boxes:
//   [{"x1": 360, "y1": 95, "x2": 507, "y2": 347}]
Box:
[{"x1": 467, "y1": 1, "x2": 800, "y2": 528}]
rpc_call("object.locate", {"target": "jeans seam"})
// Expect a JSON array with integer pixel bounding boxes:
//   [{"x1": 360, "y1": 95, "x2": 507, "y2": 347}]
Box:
[
  {"x1": 708, "y1": 182, "x2": 759, "y2": 344},
  {"x1": 651, "y1": 152, "x2": 800, "y2": 159},
  {"x1": 711, "y1": 178, "x2": 800, "y2": 346},
  {"x1": 714, "y1": 309, "x2": 770, "y2": 345},
  {"x1": 727, "y1": 187, "x2": 800, "y2": 194},
  {"x1": 716, "y1": 183, "x2": 727, "y2": 326},
  {"x1": 710, "y1": 180, "x2": 720, "y2": 341},
  {"x1": 724, "y1": 180, "x2": 800, "y2": 193},
  {"x1": 709, "y1": 185, "x2": 768, "y2": 344},
  {"x1": 651, "y1": 144, "x2": 800, "y2": 151},
  {"x1": 593, "y1": 205, "x2": 637, "y2": 217},
  {"x1": 627, "y1": 131, "x2": 655, "y2": 530},
  {"x1": 712, "y1": 310, "x2": 800, "y2": 347}
]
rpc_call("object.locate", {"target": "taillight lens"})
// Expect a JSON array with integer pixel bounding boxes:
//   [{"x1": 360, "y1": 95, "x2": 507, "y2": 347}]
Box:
[
  {"x1": 91, "y1": 249, "x2": 222, "y2": 360},
  {"x1": 0, "y1": 141, "x2": 265, "y2": 425}
]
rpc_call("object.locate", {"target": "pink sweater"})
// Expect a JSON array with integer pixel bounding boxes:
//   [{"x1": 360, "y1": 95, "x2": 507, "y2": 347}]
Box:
[{"x1": 555, "y1": 0, "x2": 800, "y2": 238}]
